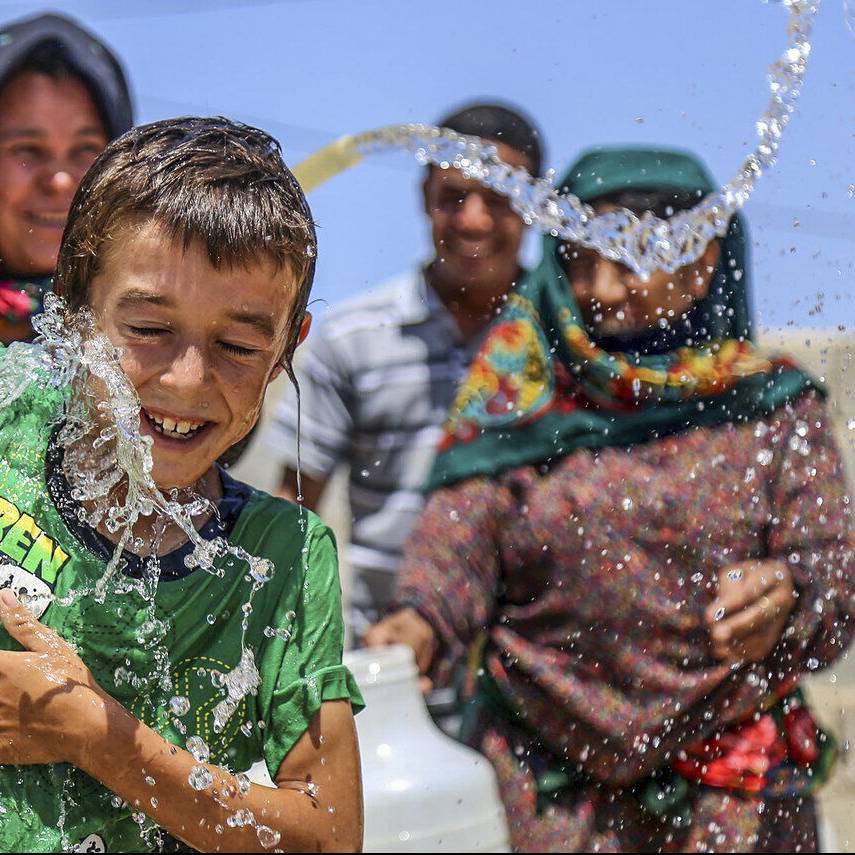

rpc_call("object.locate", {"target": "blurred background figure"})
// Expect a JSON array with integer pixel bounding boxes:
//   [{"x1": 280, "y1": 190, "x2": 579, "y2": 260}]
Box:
[
  {"x1": 261, "y1": 102, "x2": 544, "y2": 643},
  {"x1": 367, "y1": 147, "x2": 854, "y2": 852},
  {"x1": 0, "y1": 11, "x2": 132, "y2": 344}
]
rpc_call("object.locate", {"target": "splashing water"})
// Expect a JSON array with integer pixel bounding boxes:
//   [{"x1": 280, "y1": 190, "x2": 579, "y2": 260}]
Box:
[
  {"x1": 212, "y1": 648, "x2": 262, "y2": 733},
  {"x1": 294, "y1": 0, "x2": 818, "y2": 279},
  {"x1": 0, "y1": 296, "x2": 276, "y2": 818},
  {"x1": 27, "y1": 296, "x2": 274, "y2": 607}
]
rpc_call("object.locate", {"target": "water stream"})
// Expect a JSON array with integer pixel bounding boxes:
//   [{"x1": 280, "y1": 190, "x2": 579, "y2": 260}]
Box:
[{"x1": 295, "y1": 0, "x2": 818, "y2": 279}]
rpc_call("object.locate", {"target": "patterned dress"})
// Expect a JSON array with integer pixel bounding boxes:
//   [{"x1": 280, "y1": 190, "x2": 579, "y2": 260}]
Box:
[{"x1": 395, "y1": 392, "x2": 854, "y2": 852}]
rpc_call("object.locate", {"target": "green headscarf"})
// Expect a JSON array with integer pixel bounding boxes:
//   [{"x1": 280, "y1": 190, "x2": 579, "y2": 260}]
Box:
[{"x1": 426, "y1": 146, "x2": 818, "y2": 491}]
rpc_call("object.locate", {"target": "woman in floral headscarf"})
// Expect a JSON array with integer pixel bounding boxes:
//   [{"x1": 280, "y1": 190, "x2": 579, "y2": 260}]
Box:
[{"x1": 366, "y1": 147, "x2": 854, "y2": 851}]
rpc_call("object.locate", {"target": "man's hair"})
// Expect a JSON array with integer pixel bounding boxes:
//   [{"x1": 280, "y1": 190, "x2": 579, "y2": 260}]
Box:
[
  {"x1": 590, "y1": 187, "x2": 704, "y2": 219},
  {"x1": 54, "y1": 116, "x2": 317, "y2": 371},
  {"x1": 436, "y1": 101, "x2": 544, "y2": 177}
]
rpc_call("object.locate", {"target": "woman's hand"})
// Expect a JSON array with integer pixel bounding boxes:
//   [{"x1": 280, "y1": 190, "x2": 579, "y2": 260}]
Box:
[
  {"x1": 0, "y1": 588, "x2": 102, "y2": 766},
  {"x1": 705, "y1": 560, "x2": 796, "y2": 664},
  {"x1": 363, "y1": 607, "x2": 438, "y2": 691}
]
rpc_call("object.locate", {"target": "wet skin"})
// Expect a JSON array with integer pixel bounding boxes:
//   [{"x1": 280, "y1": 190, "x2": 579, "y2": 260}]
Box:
[
  {"x1": 0, "y1": 72, "x2": 107, "y2": 278},
  {"x1": 87, "y1": 220, "x2": 310, "y2": 491}
]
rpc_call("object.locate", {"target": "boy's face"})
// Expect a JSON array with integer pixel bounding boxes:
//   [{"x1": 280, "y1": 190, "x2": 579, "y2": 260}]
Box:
[{"x1": 87, "y1": 220, "x2": 307, "y2": 490}]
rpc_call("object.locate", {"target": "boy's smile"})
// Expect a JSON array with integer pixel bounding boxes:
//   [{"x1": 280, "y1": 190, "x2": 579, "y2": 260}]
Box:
[{"x1": 86, "y1": 220, "x2": 308, "y2": 490}]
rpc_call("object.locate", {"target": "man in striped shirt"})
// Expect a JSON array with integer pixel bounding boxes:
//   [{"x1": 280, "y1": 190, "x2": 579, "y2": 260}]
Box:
[{"x1": 263, "y1": 102, "x2": 544, "y2": 639}]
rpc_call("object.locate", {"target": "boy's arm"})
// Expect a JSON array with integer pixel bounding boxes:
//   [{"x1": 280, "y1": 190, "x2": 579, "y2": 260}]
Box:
[{"x1": 0, "y1": 591, "x2": 363, "y2": 853}]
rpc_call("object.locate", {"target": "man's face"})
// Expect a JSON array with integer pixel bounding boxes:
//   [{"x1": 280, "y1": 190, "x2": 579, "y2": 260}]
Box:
[
  {"x1": 423, "y1": 141, "x2": 531, "y2": 290},
  {"x1": 88, "y1": 220, "x2": 307, "y2": 490},
  {"x1": 563, "y1": 203, "x2": 721, "y2": 337},
  {"x1": 0, "y1": 72, "x2": 107, "y2": 277}
]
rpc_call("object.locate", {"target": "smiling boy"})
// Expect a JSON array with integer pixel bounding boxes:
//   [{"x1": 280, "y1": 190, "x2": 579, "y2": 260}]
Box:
[{"x1": 0, "y1": 117, "x2": 363, "y2": 852}]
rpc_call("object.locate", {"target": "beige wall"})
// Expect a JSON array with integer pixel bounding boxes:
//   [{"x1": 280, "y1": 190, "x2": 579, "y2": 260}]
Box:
[{"x1": 757, "y1": 328, "x2": 855, "y2": 485}]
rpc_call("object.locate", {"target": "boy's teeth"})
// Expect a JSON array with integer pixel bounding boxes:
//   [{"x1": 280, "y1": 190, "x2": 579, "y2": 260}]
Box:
[{"x1": 144, "y1": 409, "x2": 204, "y2": 439}]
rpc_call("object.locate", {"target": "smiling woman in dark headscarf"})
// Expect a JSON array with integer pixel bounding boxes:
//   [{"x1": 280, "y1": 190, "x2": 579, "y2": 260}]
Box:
[
  {"x1": 366, "y1": 147, "x2": 854, "y2": 852},
  {"x1": 0, "y1": 12, "x2": 133, "y2": 344}
]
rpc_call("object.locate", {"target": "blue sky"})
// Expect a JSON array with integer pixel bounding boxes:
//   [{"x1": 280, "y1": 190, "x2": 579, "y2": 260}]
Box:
[{"x1": 3, "y1": 0, "x2": 854, "y2": 329}]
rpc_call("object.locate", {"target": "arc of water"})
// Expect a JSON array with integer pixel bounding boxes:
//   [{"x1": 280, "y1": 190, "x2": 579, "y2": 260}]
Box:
[{"x1": 294, "y1": 0, "x2": 818, "y2": 279}]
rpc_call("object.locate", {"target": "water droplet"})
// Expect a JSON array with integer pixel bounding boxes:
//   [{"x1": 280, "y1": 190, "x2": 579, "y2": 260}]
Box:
[
  {"x1": 256, "y1": 825, "x2": 281, "y2": 848},
  {"x1": 188, "y1": 765, "x2": 213, "y2": 791},
  {"x1": 186, "y1": 735, "x2": 210, "y2": 764},
  {"x1": 169, "y1": 696, "x2": 190, "y2": 717}
]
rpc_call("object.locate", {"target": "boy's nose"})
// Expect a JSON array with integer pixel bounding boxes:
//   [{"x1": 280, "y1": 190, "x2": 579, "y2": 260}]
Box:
[{"x1": 163, "y1": 344, "x2": 211, "y2": 389}]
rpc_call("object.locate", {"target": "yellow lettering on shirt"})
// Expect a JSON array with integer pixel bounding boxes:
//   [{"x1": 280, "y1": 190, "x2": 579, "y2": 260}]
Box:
[
  {"x1": 1, "y1": 513, "x2": 41, "y2": 563},
  {"x1": 0, "y1": 493, "x2": 71, "y2": 588},
  {"x1": 0, "y1": 496, "x2": 21, "y2": 535},
  {"x1": 21, "y1": 534, "x2": 70, "y2": 586}
]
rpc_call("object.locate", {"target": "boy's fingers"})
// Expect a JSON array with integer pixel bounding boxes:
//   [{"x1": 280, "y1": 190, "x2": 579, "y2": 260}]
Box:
[{"x1": 0, "y1": 589, "x2": 58, "y2": 653}]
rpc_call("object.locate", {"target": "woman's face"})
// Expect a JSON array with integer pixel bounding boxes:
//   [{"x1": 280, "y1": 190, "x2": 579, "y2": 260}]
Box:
[
  {"x1": 562, "y1": 203, "x2": 721, "y2": 337},
  {"x1": 87, "y1": 220, "x2": 309, "y2": 490},
  {"x1": 0, "y1": 72, "x2": 107, "y2": 277}
]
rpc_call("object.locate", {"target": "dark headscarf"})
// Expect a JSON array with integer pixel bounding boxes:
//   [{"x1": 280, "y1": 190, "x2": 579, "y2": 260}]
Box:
[
  {"x1": 426, "y1": 146, "x2": 817, "y2": 491},
  {"x1": 0, "y1": 12, "x2": 133, "y2": 140}
]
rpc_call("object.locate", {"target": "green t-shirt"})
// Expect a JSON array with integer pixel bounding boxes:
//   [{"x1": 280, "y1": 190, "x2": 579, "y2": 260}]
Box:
[{"x1": 0, "y1": 378, "x2": 363, "y2": 852}]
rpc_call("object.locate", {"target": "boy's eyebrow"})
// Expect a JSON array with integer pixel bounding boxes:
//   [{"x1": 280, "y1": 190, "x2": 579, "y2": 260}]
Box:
[
  {"x1": 116, "y1": 289, "x2": 276, "y2": 338},
  {"x1": 225, "y1": 310, "x2": 276, "y2": 339},
  {"x1": 116, "y1": 289, "x2": 174, "y2": 310}
]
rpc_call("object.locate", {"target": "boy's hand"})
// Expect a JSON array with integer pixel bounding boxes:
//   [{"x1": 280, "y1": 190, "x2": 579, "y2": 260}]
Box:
[
  {"x1": 705, "y1": 560, "x2": 796, "y2": 664},
  {"x1": 363, "y1": 607, "x2": 438, "y2": 692},
  {"x1": 0, "y1": 589, "x2": 102, "y2": 766}
]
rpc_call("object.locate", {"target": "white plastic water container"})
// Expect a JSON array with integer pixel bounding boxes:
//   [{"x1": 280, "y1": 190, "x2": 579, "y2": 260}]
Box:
[{"x1": 344, "y1": 644, "x2": 510, "y2": 853}]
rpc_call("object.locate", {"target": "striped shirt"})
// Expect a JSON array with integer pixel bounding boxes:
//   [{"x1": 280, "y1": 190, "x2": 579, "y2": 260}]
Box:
[{"x1": 262, "y1": 270, "x2": 486, "y2": 635}]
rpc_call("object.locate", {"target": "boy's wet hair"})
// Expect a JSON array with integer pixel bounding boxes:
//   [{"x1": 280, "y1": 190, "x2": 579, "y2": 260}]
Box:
[{"x1": 54, "y1": 115, "x2": 317, "y2": 371}]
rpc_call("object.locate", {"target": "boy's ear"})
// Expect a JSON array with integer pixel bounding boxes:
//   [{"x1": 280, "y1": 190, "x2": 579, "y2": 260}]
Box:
[
  {"x1": 298, "y1": 311, "x2": 312, "y2": 346},
  {"x1": 269, "y1": 312, "x2": 312, "y2": 383}
]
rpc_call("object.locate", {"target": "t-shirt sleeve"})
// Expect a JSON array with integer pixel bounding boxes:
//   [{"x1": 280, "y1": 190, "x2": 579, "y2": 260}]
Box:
[
  {"x1": 262, "y1": 521, "x2": 364, "y2": 779},
  {"x1": 260, "y1": 323, "x2": 354, "y2": 480}
]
